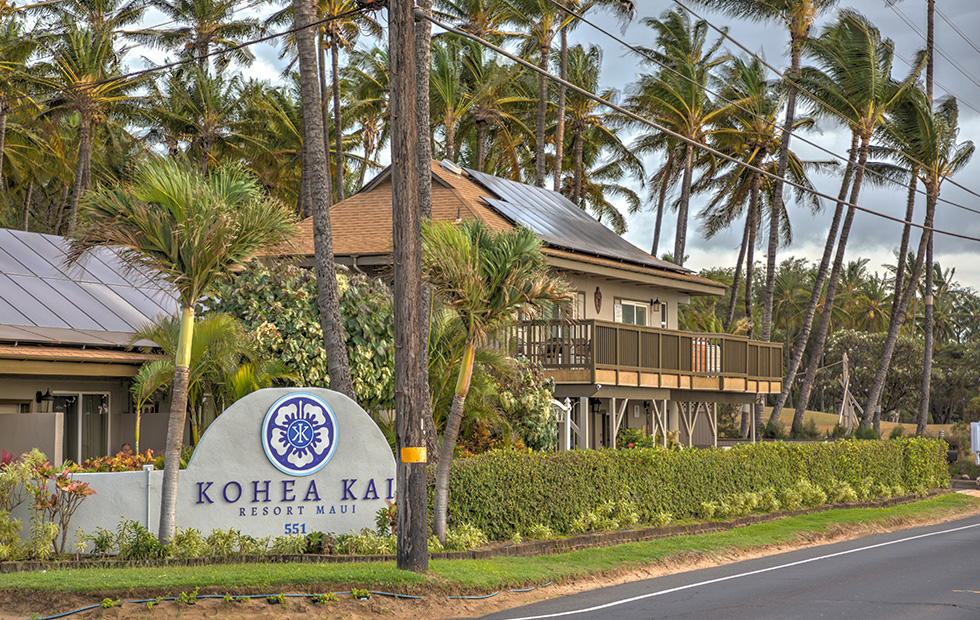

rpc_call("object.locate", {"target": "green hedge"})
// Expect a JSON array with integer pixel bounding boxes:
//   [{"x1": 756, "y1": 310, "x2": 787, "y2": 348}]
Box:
[{"x1": 446, "y1": 438, "x2": 949, "y2": 540}]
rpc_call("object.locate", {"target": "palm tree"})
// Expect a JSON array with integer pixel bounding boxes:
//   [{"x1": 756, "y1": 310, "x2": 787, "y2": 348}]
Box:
[
  {"x1": 561, "y1": 44, "x2": 642, "y2": 219},
  {"x1": 68, "y1": 158, "x2": 297, "y2": 543},
  {"x1": 290, "y1": 0, "x2": 356, "y2": 405},
  {"x1": 316, "y1": 0, "x2": 382, "y2": 201},
  {"x1": 436, "y1": 0, "x2": 512, "y2": 41},
  {"x1": 769, "y1": 10, "x2": 921, "y2": 433},
  {"x1": 505, "y1": 0, "x2": 561, "y2": 188},
  {"x1": 429, "y1": 36, "x2": 474, "y2": 162},
  {"x1": 422, "y1": 219, "x2": 569, "y2": 543},
  {"x1": 863, "y1": 94, "x2": 973, "y2": 434},
  {"x1": 35, "y1": 26, "x2": 143, "y2": 233},
  {"x1": 627, "y1": 8, "x2": 729, "y2": 267},
  {"x1": 690, "y1": 0, "x2": 839, "y2": 347},
  {"x1": 341, "y1": 46, "x2": 390, "y2": 188},
  {"x1": 143, "y1": 0, "x2": 263, "y2": 72},
  {"x1": 0, "y1": 16, "x2": 37, "y2": 190}
]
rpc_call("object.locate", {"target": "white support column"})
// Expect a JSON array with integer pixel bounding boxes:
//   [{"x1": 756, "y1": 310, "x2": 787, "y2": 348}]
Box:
[
  {"x1": 609, "y1": 397, "x2": 616, "y2": 449},
  {"x1": 578, "y1": 396, "x2": 589, "y2": 450},
  {"x1": 610, "y1": 398, "x2": 628, "y2": 448}
]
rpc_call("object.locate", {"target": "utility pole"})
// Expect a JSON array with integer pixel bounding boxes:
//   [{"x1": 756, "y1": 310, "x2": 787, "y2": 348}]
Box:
[{"x1": 390, "y1": 0, "x2": 429, "y2": 572}]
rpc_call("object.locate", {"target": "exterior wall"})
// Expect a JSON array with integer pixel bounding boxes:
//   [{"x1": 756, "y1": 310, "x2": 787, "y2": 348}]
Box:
[
  {"x1": 556, "y1": 271, "x2": 690, "y2": 330},
  {"x1": 0, "y1": 412, "x2": 63, "y2": 461},
  {"x1": 0, "y1": 375, "x2": 171, "y2": 464}
]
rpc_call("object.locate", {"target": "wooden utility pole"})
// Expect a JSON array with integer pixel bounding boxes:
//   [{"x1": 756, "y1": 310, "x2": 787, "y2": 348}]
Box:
[{"x1": 390, "y1": 0, "x2": 429, "y2": 572}]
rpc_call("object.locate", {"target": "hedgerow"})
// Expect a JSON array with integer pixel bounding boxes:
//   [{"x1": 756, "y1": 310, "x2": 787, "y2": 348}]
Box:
[{"x1": 446, "y1": 437, "x2": 949, "y2": 540}]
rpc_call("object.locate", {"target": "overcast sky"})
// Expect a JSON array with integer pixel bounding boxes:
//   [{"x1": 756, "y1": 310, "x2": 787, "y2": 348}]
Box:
[{"x1": 132, "y1": 0, "x2": 980, "y2": 290}]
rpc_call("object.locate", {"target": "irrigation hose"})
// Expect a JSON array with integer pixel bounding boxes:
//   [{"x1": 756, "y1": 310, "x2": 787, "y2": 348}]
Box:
[{"x1": 13, "y1": 581, "x2": 551, "y2": 619}]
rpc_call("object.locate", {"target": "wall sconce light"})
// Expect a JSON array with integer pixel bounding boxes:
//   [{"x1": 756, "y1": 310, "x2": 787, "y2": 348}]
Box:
[
  {"x1": 589, "y1": 397, "x2": 602, "y2": 416},
  {"x1": 652, "y1": 297, "x2": 661, "y2": 307},
  {"x1": 35, "y1": 390, "x2": 54, "y2": 404},
  {"x1": 594, "y1": 287, "x2": 602, "y2": 313}
]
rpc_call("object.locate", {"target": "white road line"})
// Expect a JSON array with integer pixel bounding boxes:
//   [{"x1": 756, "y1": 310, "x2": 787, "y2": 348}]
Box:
[{"x1": 498, "y1": 521, "x2": 980, "y2": 620}]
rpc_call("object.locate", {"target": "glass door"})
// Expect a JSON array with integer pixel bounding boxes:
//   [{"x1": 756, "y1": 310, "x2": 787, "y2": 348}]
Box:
[
  {"x1": 81, "y1": 394, "x2": 109, "y2": 461},
  {"x1": 56, "y1": 393, "x2": 109, "y2": 464}
]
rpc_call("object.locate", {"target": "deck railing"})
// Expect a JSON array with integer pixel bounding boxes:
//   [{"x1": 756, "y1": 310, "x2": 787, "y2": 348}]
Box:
[{"x1": 511, "y1": 319, "x2": 782, "y2": 381}]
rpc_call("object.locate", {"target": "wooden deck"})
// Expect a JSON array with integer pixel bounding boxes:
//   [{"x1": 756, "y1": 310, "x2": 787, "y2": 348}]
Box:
[{"x1": 513, "y1": 320, "x2": 783, "y2": 395}]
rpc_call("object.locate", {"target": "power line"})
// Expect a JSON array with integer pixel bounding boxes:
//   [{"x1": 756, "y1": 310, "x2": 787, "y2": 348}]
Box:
[
  {"x1": 542, "y1": 0, "x2": 980, "y2": 220},
  {"x1": 416, "y1": 9, "x2": 980, "y2": 245},
  {"x1": 670, "y1": 0, "x2": 980, "y2": 217},
  {"x1": 888, "y1": 1, "x2": 980, "y2": 94},
  {"x1": 934, "y1": 5, "x2": 980, "y2": 60},
  {"x1": 0, "y1": 4, "x2": 372, "y2": 110}
]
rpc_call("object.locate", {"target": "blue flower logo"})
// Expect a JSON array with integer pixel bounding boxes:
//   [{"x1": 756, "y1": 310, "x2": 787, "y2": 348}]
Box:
[{"x1": 262, "y1": 393, "x2": 338, "y2": 476}]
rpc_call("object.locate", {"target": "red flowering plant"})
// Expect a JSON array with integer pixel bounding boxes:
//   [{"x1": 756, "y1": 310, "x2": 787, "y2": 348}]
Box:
[
  {"x1": 81, "y1": 449, "x2": 157, "y2": 472},
  {"x1": 30, "y1": 461, "x2": 96, "y2": 555}
]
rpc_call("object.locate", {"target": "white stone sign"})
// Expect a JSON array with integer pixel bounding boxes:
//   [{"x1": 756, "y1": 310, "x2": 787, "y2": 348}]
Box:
[{"x1": 37, "y1": 388, "x2": 396, "y2": 543}]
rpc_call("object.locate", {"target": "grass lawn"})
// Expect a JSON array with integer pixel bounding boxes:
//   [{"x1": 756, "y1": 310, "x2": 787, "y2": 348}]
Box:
[{"x1": 1, "y1": 493, "x2": 977, "y2": 597}]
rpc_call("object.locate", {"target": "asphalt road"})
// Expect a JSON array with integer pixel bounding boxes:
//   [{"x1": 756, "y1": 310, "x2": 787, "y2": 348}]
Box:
[{"x1": 470, "y1": 514, "x2": 980, "y2": 620}]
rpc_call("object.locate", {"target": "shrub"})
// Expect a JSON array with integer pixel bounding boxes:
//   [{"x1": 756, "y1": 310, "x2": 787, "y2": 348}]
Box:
[
  {"x1": 170, "y1": 527, "x2": 208, "y2": 558},
  {"x1": 889, "y1": 425, "x2": 906, "y2": 439},
  {"x1": 444, "y1": 439, "x2": 948, "y2": 540},
  {"x1": 617, "y1": 428, "x2": 653, "y2": 449},
  {"x1": 444, "y1": 523, "x2": 489, "y2": 551},
  {"x1": 116, "y1": 521, "x2": 165, "y2": 560}
]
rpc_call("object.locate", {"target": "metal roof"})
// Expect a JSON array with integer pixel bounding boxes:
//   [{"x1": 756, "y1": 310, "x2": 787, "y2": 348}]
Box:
[
  {"x1": 0, "y1": 228, "x2": 178, "y2": 347},
  {"x1": 464, "y1": 168, "x2": 690, "y2": 274}
]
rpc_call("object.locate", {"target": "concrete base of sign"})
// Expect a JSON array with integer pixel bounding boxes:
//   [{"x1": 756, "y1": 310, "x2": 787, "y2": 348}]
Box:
[{"x1": 13, "y1": 389, "x2": 396, "y2": 547}]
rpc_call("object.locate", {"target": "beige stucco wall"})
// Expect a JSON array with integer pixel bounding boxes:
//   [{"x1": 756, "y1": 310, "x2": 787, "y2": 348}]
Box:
[{"x1": 557, "y1": 271, "x2": 691, "y2": 330}]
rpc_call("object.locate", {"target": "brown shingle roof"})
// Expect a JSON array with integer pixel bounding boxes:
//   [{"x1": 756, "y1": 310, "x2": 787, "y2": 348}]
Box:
[{"x1": 277, "y1": 161, "x2": 722, "y2": 295}]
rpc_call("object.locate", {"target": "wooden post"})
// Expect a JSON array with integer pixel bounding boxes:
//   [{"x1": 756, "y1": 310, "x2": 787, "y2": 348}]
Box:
[{"x1": 390, "y1": 0, "x2": 428, "y2": 573}]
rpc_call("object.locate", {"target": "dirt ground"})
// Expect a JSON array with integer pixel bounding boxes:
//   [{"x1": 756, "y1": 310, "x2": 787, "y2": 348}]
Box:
[{"x1": 4, "y1": 492, "x2": 980, "y2": 620}]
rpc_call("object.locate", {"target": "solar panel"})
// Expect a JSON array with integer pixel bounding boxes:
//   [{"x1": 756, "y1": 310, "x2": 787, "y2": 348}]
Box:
[{"x1": 464, "y1": 169, "x2": 689, "y2": 273}]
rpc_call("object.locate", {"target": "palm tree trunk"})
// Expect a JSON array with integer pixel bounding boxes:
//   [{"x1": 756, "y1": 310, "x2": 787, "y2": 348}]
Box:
[
  {"x1": 22, "y1": 181, "x2": 33, "y2": 231},
  {"x1": 294, "y1": 0, "x2": 356, "y2": 401},
  {"x1": 790, "y1": 135, "x2": 870, "y2": 434},
  {"x1": 744, "y1": 191, "x2": 757, "y2": 341},
  {"x1": 763, "y1": 31, "x2": 802, "y2": 345},
  {"x1": 535, "y1": 42, "x2": 549, "y2": 188},
  {"x1": 891, "y1": 170, "x2": 917, "y2": 319},
  {"x1": 553, "y1": 28, "x2": 567, "y2": 192},
  {"x1": 68, "y1": 115, "x2": 93, "y2": 235},
  {"x1": 573, "y1": 131, "x2": 583, "y2": 205},
  {"x1": 158, "y1": 305, "x2": 194, "y2": 544},
  {"x1": 433, "y1": 342, "x2": 475, "y2": 543},
  {"x1": 723, "y1": 214, "x2": 749, "y2": 332},
  {"x1": 867, "y1": 183, "x2": 937, "y2": 430},
  {"x1": 332, "y1": 42, "x2": 345, "y2": 202},
  {"x1": 918, "y1": 232, "x2": 934, "y2": 431},
  {"x1": 674, "y1": 142, "x2": 693, "y2": 266},
  {"x1": 0, "y1": 108, "x2": 7, "y2": 189},
  {"x1": 317, "y1": 34, "x2": 334, "y2": 208},
  {"x1": 651, "y1": 152, "x2": 673, "y2": 257},
  {"x1": 476, "y1": 123, "x2": 487, "y2": 172},
  {"x1": 445, "y1": 115, "x2": 455, "y2": 161},
  {"x1": 767, "y1": 132, "x2": 860, "y2": 427}
]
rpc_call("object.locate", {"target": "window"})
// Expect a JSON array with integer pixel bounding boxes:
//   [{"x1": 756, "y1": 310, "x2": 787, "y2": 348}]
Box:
[
  {"x1": 614, "y1": 299, "x2": 648, "y2": 326},
  {"x1": 660, "y1": 302, "x2": 668, "y2": 328}
]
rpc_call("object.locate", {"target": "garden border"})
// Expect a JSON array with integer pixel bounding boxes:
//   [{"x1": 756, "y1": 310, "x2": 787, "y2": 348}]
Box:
[{"x1": 0, "y1": 489, "x2": 948, "y2": 574}]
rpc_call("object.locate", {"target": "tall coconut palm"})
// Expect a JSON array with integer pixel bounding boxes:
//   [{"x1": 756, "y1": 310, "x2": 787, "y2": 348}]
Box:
[
  {"x1": 562, "y1": 44, "x2": 642, "y2": 218},
  {"x1": 436, "y1": 0, "x2": 512, "y2": 41},
  {"x1": 36, "y1": 27, "x2": 143, "y2": 234},
  {"x1": 341, "y1": 46, "x2": 390, "y2": 188},
  {"x1": 863, "y1": 94, "x2": 973, "y2": 434},
  {"x1": 768, "y1": 11, "x2": 921, "y2": 433},
  {"x1": 690, "y1": 0, "x2": 838, "y2": 347},
  {"x1": 290, "y1": 0, "x2": 356, "y2": 405},
  {"x1": 430, "y1": 36, "x2": 474, "y2": 161},
  {"x1": 423, "y1": 219, "x2": 569, "y2": 543},
  {"x1": 68, "y1": 158, "x2": 297, "y2": 543},
  {"x1": 627, "y1": 8, "x2": 728, "y2": 267},
  {"x1": 551, "y1": 0, "x2": 635, "y2": 192},
  {"x1": 317, "y1": 0, "x2": 381, "y2": 201},
  {"x1": 142, "y1": 0, "x2": 263, "y2": 72},
  {"x1": 505, "y1": 0, "x2": 561, "y2": 188}
]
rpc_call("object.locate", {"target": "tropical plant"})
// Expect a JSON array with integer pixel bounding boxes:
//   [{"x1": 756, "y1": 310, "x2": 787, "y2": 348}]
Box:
[
  {"x1": 422, "y1": 219, "x2": 570, "y2": 543},
  {"x1": 68, "y1": 158, "x2": 296, "y2": 543}
]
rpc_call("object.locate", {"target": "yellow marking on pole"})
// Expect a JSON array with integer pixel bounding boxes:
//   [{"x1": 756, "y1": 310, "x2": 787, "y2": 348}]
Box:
[{"x1": 401, "y1": 447, "x2": 427, "y2": 463}]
